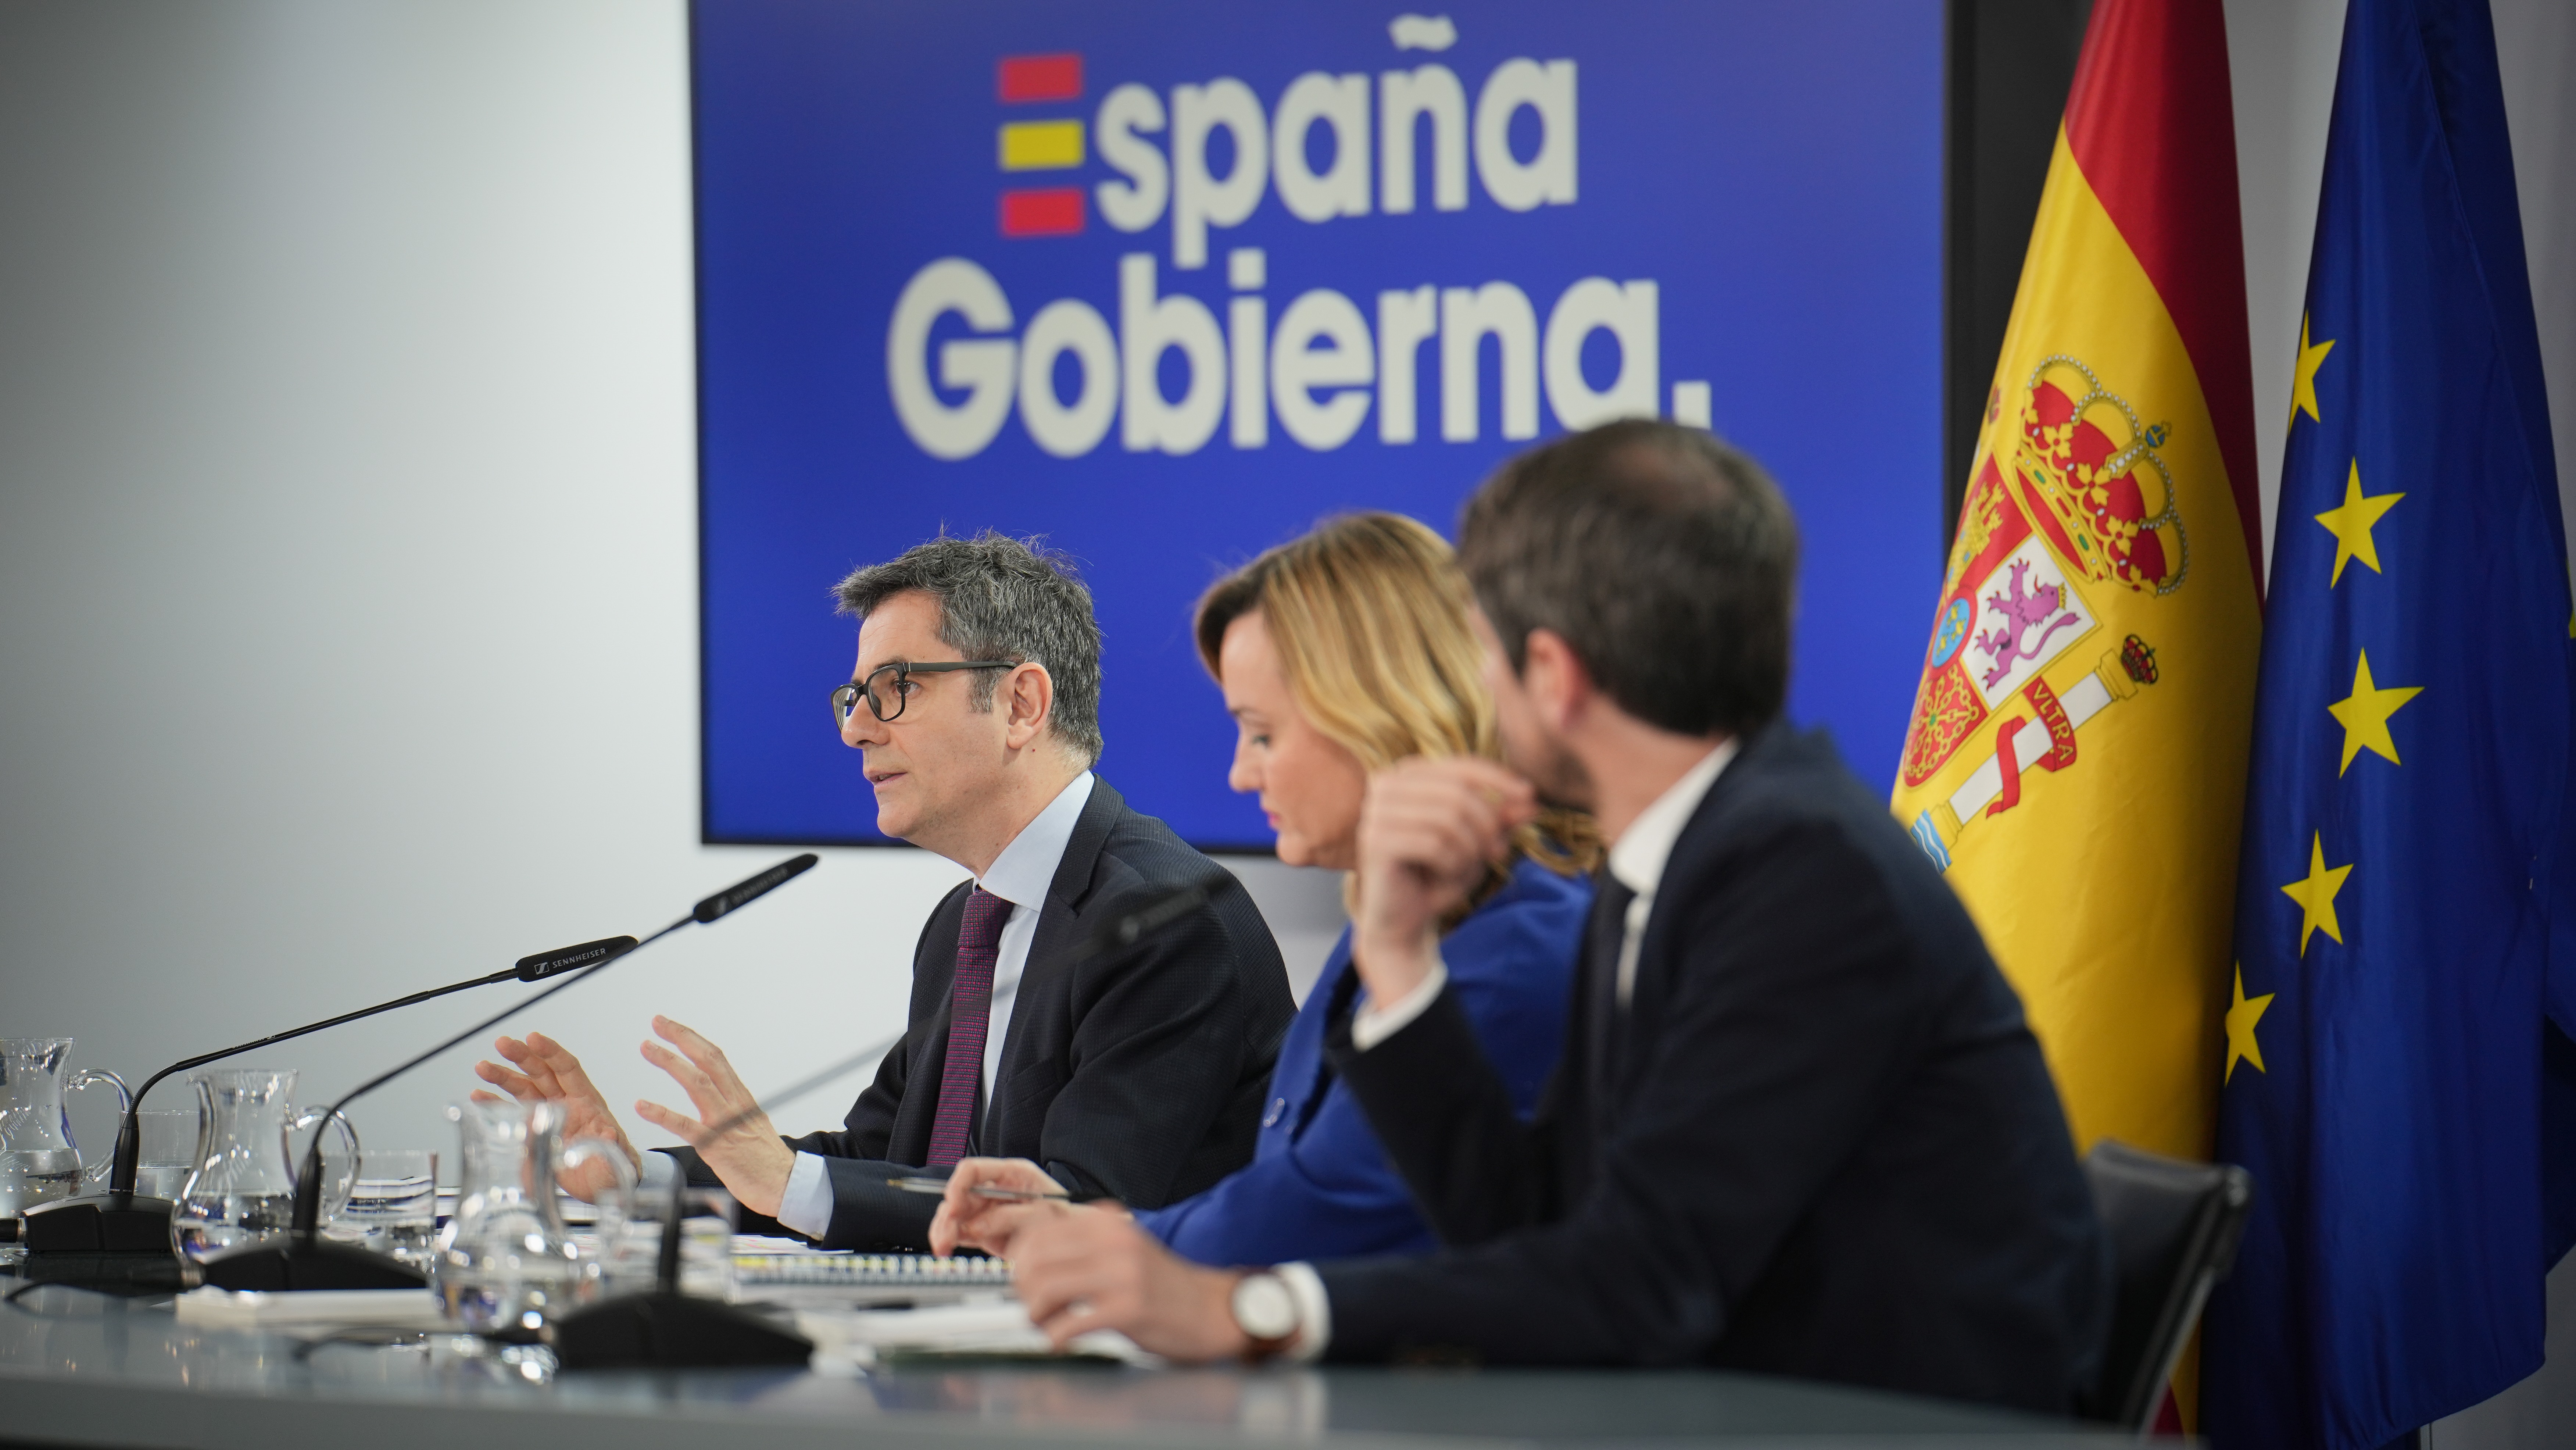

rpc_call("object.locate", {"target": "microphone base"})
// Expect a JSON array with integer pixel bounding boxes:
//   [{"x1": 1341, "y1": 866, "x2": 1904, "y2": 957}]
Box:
[
  {"x1": 196, "y1": 1237, "x2": 428, "y2": 1292},
  {"x1": 16, "y1": 1250, "x2": 188, "y2": 1296},
  {"x1": 552, "y1": 1291, "x2": 813, "y2": 1370},
  {"x1": 21, "y1": 1192, "x2": 177, "y2": 1254},
  {"x1": 16, "y1": 1195, "x2": 185, "y2": 1296}
]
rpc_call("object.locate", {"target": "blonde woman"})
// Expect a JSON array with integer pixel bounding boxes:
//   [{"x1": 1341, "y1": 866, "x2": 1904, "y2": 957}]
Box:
[{"x1": 937, "y1": 513, "x2": 1595, "y2": 1266}]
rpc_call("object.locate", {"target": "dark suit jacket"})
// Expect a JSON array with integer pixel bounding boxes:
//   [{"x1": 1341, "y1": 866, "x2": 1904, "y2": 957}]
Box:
[
  {"x1": 679, "y1": 777, "x2": 1294, "y2": 1249},
  {"x1": 1319, "y1": 723, "x2": 2109, "y2": 1415}
]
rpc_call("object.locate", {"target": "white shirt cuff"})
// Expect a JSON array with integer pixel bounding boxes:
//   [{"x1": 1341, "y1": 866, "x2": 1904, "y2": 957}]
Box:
[
  {"x1": 774, "y1": 1151, "x2": 833, "y2": 1239},
  {"x1": 1350, "y1": 955, "x2": 1449, "y2": 1051},
  {"x1": 1273, "y1": 1261, "x2": 1332, "y2": 1361}
]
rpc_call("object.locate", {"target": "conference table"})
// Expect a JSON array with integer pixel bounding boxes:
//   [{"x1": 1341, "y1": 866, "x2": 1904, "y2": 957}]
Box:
[{"x1": 0, "y1": 1282, "x2": 2141, "y2": 1450}]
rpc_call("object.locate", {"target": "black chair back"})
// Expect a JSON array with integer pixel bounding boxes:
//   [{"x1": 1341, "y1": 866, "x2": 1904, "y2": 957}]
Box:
[{"x1": 2079, "y1": 1138, "x2": 2254, "y2": 1432}]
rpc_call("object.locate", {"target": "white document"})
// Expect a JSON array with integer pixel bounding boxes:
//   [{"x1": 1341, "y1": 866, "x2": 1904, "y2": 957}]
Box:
[
  {"x1": 173, "y1": 1286, "x2": 447, "y2": 1330},
  {"x1": 793, "y1": 1301, "x2": 1154, "y2": 1365}
]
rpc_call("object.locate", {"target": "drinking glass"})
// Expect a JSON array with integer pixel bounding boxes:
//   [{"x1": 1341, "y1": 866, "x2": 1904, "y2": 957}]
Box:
[
  {"x1": 133, "y1": 1109, "x2": 199, "y2": 1200},
  {"x1": 675, "y1": 1187, "x2": 737, "y2": 1300},
  {"x1": 600, "y1": 1186, "x2": 735, "y2": 1300},
  {"x1": 329, "y1": 1148, "x2": 439, "y2": 1274}
]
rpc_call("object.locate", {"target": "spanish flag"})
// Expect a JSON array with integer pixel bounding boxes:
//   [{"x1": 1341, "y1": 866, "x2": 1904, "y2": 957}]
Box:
[{"x1": 1893, "y1": 0, "x2": 2261, "y2": 1178}]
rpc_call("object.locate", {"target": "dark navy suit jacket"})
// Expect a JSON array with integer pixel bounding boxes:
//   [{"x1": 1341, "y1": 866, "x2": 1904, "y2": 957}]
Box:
[
  {"x1": 671, "y1": 777, "x2": 1294, "y2": 1249},
  {"x1": 1319, "y1": 724, "x2": 2108, "y2": 1415},
  {"x1": 1133, "y1": 857, "x2": 1588, "y2": 1267}
]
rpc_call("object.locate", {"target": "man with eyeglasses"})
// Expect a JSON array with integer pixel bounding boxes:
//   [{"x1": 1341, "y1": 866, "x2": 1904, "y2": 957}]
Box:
[{"x1": 474, "y1": 532, "x2": 1295, "y2": 1249}]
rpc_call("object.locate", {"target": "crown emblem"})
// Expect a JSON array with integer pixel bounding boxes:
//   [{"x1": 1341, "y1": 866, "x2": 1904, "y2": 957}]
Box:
[{"x1": 2015, "y1": 356, "x2": 2187, "y2": 595}]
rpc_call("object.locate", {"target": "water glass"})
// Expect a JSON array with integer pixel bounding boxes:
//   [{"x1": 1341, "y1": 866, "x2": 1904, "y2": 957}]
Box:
[
  {"x1": 329, "y1": 1149, "x2": 439, "y2": 1272},
  {"x1": 133, "y1": 1109, "x2": 198, "y2": 1200},
  {"x1": 598, "y1": 1187, "x2": 735, "y2": 1300}
]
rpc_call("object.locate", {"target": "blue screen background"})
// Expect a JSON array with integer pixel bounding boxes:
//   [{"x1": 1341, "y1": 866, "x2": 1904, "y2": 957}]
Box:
[{"x1": 694, "y1": 0, "x2": 1944, "y2": 847}]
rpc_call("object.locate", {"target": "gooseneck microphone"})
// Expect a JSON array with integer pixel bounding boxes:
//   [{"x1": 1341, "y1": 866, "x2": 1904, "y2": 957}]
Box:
[
  {"x1": 191, "y1": 854, "x2": 818, "y2": 1292},
  {"x1": 19, "y1": 934, "x2": 638, "y2": 1275},
  {"x1": 551, "y1": 870, "x2": 1242, "y2": 1370},
  {"x1": 109, "y1": 936, "x2": 641, "y2": 1194}
]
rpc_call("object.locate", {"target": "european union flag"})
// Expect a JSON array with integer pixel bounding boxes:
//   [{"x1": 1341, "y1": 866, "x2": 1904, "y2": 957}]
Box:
[{"x1": 2201, "y1": 1, "x2": 2576, "y2": 1447}]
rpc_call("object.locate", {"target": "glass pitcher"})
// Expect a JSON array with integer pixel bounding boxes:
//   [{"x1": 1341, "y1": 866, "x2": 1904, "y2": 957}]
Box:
[
  {"x1": 0, "y1": 1038, "x2": 131, "y2": 1224},
  {"x1": 171, "y1": 1068, "x2": 359, "y2": 1264},
  {"x1": 438, "y1": 1098, "x2": 633, "y2": 1340}
]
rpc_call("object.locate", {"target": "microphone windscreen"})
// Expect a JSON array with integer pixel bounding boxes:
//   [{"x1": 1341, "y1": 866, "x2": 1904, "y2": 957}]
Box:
[
  {"x1": 693, "y1": 853, "x2": 820, "y2": 924},
  {"x1": 515, "y1": 935, "x2": 640, "y2": 982}
]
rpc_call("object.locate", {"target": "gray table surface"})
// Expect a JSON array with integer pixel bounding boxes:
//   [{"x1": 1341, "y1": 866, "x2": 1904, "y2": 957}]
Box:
[{"x1": 0, "y1": 1285, "x2": 2142, "y2": 1450}]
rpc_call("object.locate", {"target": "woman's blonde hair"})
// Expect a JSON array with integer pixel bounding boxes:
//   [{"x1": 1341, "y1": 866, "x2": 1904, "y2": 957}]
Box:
[{"x1": 1194, "y1": 513, "x2": 1600, "y2": 889}]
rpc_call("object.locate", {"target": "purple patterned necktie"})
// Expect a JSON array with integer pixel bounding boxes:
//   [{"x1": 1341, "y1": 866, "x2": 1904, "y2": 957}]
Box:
[{"x1": 927, "y1": 888, "x2": 1013, "y2": 1169}]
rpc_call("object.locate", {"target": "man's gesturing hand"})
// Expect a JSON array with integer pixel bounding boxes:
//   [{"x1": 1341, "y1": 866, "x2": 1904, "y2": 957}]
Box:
[
  {"x1": 1351, "y1": 757, "x2": 1537, "y2": 1003},
  {"x1": 471, "y1": 1032, "x2": 640, "y2": 1202},
  {"x1": 630, "y1": 1015, "x2": 798, "y2": 1218},
  {"x1": 1004, "y1": 1205, "x2": 1251, "y2": 1361}
]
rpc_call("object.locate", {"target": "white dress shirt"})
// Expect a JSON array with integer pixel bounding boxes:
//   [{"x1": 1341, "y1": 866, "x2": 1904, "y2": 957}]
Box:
[
  {"x1": 1306, "y1": 740, "x2": 1737, "y2": 1358},
  {"x1": 645, "y1": 772, "x2": 1096, "y2": 1238},
  {"x1": 1600, "y1": 739, "x2": 1737, "y2": 1007}
]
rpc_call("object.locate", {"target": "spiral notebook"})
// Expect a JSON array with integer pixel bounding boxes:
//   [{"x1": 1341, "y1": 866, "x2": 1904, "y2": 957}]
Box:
[{"x1": 727, "y1": 1239, "x2": 1014, "y2": 1307}]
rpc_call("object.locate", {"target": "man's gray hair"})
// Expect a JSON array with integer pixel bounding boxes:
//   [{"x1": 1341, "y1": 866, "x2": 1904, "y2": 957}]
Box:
[{"x1": 833, "y1": 532, "x2": 1105, "y2": 764}]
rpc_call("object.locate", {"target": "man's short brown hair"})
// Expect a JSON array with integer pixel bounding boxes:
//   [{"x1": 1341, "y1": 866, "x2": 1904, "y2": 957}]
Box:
[{"x1": 1457, "y1": 420, "x2": 1799, "y2": 738}]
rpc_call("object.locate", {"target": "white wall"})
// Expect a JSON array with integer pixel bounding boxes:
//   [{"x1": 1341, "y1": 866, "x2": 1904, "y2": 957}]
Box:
[
  {"x1": 0, "y1": 0, "x2": 2568, "y2": 1439},
  {"x1": 0, "y1": 0, "x2": 1345, "y2": 1188}
]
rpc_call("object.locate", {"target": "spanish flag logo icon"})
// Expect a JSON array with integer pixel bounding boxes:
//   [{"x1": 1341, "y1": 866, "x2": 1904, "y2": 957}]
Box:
[
  {"x1": 1894, "y1": 0, "x2": 2261, "y2": 1196},
  {"x1": 997, "y1": 53, "x2": 1086, "y2": 238}
]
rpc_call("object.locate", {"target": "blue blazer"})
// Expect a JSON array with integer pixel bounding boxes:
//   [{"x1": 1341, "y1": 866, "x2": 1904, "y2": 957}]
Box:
[{"x1": 1133, "y1": 856, "x2": 1588, "y2": 1267}]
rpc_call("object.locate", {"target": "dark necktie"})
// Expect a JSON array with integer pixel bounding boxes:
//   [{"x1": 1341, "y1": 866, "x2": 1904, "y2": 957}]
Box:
[
  {"x1": 927, "y1": 888, "x2": 1013, "y2": 1169},
  {"x1": 1585, "y1": 874, "x2": 1637, "y2": 1105}
]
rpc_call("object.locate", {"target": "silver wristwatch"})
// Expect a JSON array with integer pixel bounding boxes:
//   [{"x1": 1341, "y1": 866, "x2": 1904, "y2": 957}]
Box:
[{"x1": 1229, "y1": 1269, "x2": 1299, "y2": 1361}]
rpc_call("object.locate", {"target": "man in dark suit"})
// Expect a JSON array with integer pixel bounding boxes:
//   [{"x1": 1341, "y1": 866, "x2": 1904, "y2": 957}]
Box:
[
  {"x1": 476, "y1": 533, "x2": 1293, "y2": 1249},
  {"x1": 935, "y1": 426, "x2": 2110, "y2": 1415}
]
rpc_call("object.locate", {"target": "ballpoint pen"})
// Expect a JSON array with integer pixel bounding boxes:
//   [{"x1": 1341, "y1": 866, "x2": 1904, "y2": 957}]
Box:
[{"x1": 888, "y1": 1175, "x2": 1065, "y2": 1203}]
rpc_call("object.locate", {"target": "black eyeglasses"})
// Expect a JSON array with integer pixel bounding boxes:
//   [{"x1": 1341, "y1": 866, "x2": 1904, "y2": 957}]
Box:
[{"x1": 830, "y1": 660, "x2": 1015, "y2": 726}]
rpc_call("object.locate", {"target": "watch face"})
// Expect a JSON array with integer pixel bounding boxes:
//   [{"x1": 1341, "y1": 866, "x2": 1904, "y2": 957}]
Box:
[{"x1": 1232, "y1": 1274, "x2": 1297, "y2": 1341}]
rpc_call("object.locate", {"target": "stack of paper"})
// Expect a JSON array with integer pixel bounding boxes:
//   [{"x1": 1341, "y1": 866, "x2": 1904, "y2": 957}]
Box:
[
  {"x1": 793, "y1": 1301, "x2": 1153, "y2": 1365},
  {"x1": 173, "y1": 1286, "x2": 448, "y2": 1331}
]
